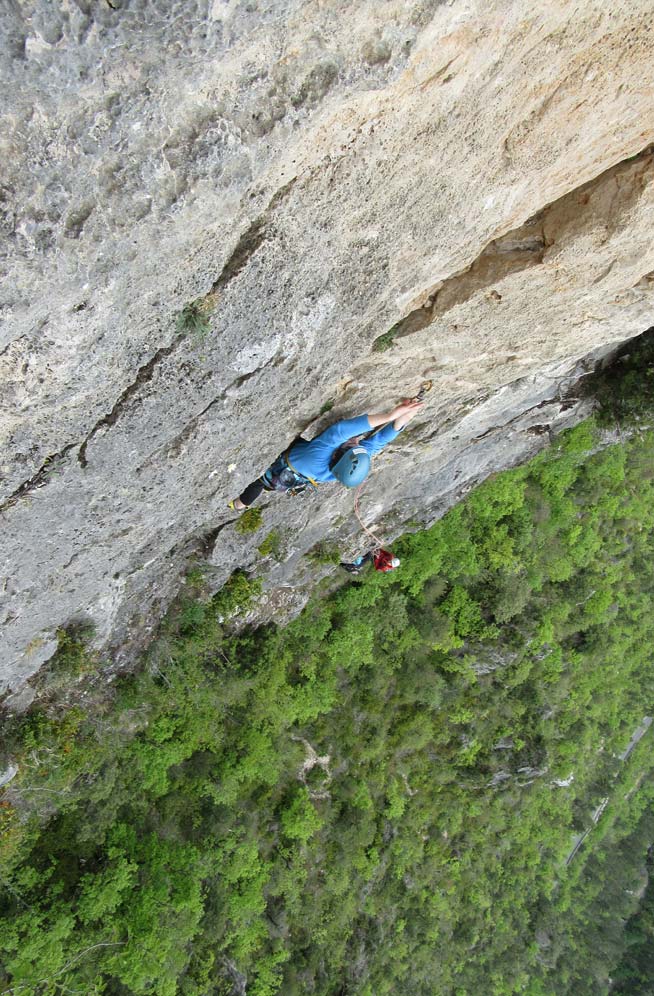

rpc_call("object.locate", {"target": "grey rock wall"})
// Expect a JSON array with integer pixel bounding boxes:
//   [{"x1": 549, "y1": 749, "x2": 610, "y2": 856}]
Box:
[{"x1": 2, "y1": 0, "x2": 654, "y2": 692}]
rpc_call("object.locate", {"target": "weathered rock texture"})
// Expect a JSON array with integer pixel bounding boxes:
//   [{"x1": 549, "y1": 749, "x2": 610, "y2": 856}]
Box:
[{"x1": 2, "y1": 0, "x2": 654, "y2": 692}]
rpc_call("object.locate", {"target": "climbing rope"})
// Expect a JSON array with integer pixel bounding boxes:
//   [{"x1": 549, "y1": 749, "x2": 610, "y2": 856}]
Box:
[{"x1": 353, "y1": 482, "x2": 386, "y2": 549}]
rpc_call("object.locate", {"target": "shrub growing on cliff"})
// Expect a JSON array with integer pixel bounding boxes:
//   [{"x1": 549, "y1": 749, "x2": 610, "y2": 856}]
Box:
[
  {"x1": 305, "y1": 540, "x2": 340, "y2": 564},
  {"x1": 235, "y1": 507, "x2": 263, "y2": 534},
  {"x1": 175, "y1": 294, "x2": 216, "y2": 339},
  {"x1": 50, "y1": 624, "x2": 97, "y2": 676},
  {"x1": 257, "y1": 529, "x2": 283, "y2": 559},
  {"x1": 372, "y1": 322, "x2": 401, "y2": 352},
  {"x1": 588, "y1": 326, "x2": 654, "y2": 425}
]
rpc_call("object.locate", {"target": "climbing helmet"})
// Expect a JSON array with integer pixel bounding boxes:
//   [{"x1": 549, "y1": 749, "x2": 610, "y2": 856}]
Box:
[{"x1": 331, "y1": 446, "x2": 371, "y2": 487}]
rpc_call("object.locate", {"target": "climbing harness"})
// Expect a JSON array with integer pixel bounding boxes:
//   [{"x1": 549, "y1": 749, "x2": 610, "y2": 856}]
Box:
[
  {"x1": 262, "y1": 449, "x2": 318, "y2": 497},
  {"x1": 284, "y1": 448, "x2": 319, "y2": 492}
]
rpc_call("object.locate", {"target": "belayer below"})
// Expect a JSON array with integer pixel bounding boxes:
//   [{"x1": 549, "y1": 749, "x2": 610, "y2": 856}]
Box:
[
  {"x1": 340, "y1": 548, "x2": 400, "y2": 575},
  {"x1": 229, "y1": 400, "x2": 423, "y2": 510}
]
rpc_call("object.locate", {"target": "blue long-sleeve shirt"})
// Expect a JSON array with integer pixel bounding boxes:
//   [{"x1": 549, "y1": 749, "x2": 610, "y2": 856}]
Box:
[{"x1": 287, "y1": 415, "x2": 402, "y2": 483}]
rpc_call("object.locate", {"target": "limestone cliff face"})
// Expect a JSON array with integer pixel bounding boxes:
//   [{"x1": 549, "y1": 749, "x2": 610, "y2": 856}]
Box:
[{"x1": 2, "y1": 0, "x2": 654, "y2": 694}]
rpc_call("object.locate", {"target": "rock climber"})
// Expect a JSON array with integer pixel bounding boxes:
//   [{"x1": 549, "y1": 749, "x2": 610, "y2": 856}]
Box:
[
  {"x1": 229, "y1": 400, "x2": 423, "y2": 510},
  {"x1": 340, "y1": 548, "x2": 401, "y2": 575}
]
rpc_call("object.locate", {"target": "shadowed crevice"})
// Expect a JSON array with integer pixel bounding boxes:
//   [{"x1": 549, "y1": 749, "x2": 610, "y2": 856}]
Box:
[
  {"x1": 209, "y1": 177, "x2": 297, "y2": 294},
  {"x1": 0, "y1": 442, "x2": 79, "y2": 513},
  {"x1": 78, "y1": 336, "x2": 185, "y2": 468},
  {"x1": 372, "y1": 143, "x2": 654, "y2": 354}
]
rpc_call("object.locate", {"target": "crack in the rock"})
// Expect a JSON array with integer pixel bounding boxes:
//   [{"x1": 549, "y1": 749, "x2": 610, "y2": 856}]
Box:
[
  {"x1": 0, "y1": 335, "x2": 27, "y2": 359},
  {"x1": 78, "y1": 336, "x2": 184, "y2": 468},
  {"x1": 229, "y1": 363, "x2": 272, "y2": 391},
  {"x1": 211, "y1": 219, "x2": 268, "y2": 295},
  {"x1": 471, "y1": 390, "x2": 588, "y2": 443},
  {"x1": 77, "y1": 179, "x2": 297, "y2": 469},
  {"x1": 210, "y1": 177, "x2": 296, "y2": 295},
  {"x1": 0, "y1": 443, "x2": 79, "y2": 513},
  {"x1": 374, "y1": 143, "x2": 654, "y2": 353},
  {"x1": 140, "y1": 356, "x2": 279, "y2": 470},
  {"x1": 156, "y1": 393, "x2": 226, "y2": 465},
  {"x1": 526, "y1": 423, "x2": 554, "y2": 438},
  {"x1": 196, "y1": 519, "x2": 238, "y2": 559},
  {"x1": 373, "y1": 225, "x2": 546, "y2": 351},
  {"x1": 413, "y1": 357, "x2": 602, "y2": 451}
]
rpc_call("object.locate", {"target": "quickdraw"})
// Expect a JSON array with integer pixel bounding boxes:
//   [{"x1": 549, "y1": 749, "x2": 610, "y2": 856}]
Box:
[{"x1": 415, "y1": 379, "x2": 433, "y2": 402}]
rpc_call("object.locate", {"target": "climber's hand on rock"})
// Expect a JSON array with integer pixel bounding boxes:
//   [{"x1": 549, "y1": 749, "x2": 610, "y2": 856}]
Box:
[
  {"x1": 391, "y1": 400, "x2": 423, "y2": 419},
  {"x1": 368, "y1": 400, "x2": 424, "y2": 429},
  {"x1": 392, "y1": 401, "x2": 424, "y2": 429}
]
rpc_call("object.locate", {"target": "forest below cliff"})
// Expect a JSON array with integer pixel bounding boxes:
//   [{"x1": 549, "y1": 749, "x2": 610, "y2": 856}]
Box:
[{"x1": 1, "y1": 335, "x2": 654, "y2": 995}]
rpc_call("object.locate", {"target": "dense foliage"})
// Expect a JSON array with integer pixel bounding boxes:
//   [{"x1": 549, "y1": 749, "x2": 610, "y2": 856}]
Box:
[
  {"x1": 611, "y1": 845, "x2": 654, "y2": 995},
  {"x1": 1, "y1": 336, "x2": 654, "y2": 995}
]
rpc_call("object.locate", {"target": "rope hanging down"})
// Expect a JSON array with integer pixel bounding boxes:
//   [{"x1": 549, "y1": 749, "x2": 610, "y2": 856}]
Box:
[{"x1": 354, "y1": 483, "x2": 386, "y2": 549}]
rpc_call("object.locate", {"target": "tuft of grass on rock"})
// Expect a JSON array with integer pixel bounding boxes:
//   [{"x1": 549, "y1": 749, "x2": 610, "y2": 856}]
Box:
[
  {"x1": 176, "y1": 293, "x2": 217, "y2": 339},
  {"x1": 305, "y1": 540, "x2": 341, "y2": 565},
  {"x1": 213, "y1": 570, "x2": 262, "y2": 619},
  {"x1": 235, "y1": 508, "x2": 264, "y2": 534},
  {"x1": 372, "y1": 322, "x2": 401, "y2": 353},
  {"x1": 20, "y1": 624, "x2": 101, "y2": 706},
  {"x1": 50, "y1": 625, "x2": 98, "y2": 677},
  {"x1": 185, "y1": 566, "x2": 207, "y2": 590},
  {"x1": 257, "y1": 529, "x2": 283, "y2": 559}
]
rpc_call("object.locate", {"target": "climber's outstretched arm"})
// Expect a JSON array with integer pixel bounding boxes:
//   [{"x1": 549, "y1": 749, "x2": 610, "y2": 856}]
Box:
[{"x1": 367, "y1": 400, "x2": 423, "y2": 430}]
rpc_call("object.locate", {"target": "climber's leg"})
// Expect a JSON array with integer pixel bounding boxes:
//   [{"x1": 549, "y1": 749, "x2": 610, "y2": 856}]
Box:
[
  {"x1": 233, "y1": 477, "x2": 266, "y2": 509},
  {"x1": 339, "y1": 552, "x2": 373, "y2": 574}
]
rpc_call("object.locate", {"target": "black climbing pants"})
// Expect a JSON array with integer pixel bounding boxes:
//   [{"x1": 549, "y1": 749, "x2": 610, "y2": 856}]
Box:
[
  {"x1": 238, "y1": 477, "x2": 266, "y2": 508},
  {"x1": 238, "y1": 436, "x2": 310, "y2": 507}
]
